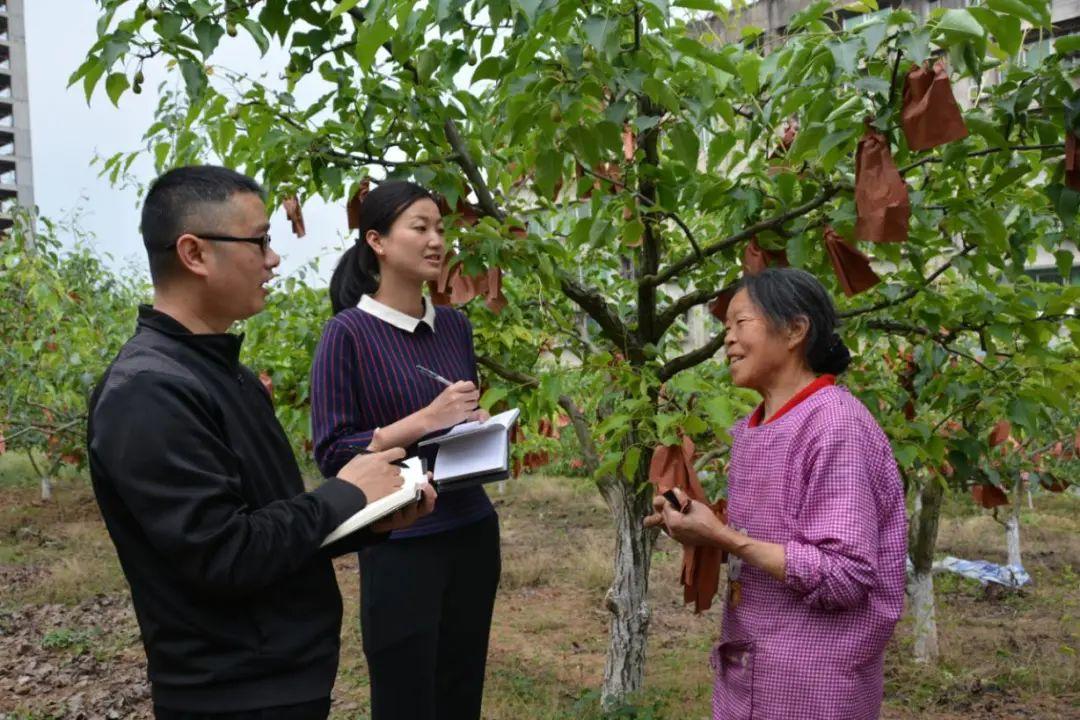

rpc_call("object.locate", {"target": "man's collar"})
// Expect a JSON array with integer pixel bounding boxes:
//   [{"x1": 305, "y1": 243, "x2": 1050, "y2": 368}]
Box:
[
  {"x1": 357, "y1": 294, "x2": 437, "y2": 333},
  {"x1": 136, "y1": 305, "x2": 244, "y2": 371}
]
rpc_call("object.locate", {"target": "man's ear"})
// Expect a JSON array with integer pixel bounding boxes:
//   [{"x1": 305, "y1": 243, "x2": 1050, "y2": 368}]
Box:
[
  {"x1": 174, "y1": 234, "x2": 211, "y2": 278},
  {"x1": 786, "y1": 315, "x2": 810, "y2": 350}
]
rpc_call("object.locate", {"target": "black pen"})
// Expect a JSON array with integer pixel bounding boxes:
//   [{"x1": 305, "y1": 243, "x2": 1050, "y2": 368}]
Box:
[
  {"x1": 416, "y1": 364, "x2": 453, "y2": 387},
  {"x1": 662, "y1": 489, "x2": 691, "y2": 514},
  {"x1": 345, "y1": 446, "x2": 409, "y2": 469}
]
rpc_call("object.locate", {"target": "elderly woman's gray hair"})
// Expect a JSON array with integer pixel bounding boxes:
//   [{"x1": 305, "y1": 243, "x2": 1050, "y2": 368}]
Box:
[{"x1": 736, "y1": 267, "x2": 852, "y2": 375}]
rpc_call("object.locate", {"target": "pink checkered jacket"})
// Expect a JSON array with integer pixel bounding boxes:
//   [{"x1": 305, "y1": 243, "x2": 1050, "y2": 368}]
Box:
[{"x1": 713, "y1": 384, "x2": 907, "y2": 720}]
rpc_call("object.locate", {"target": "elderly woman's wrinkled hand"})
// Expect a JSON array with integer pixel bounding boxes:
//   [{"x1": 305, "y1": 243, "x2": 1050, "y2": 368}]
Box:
[{"x1": 643, "y1": 487, "x2": 726, "y2": 548}]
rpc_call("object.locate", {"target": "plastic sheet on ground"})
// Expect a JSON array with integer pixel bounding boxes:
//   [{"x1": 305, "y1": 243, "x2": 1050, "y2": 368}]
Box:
[{"x1": 931, "y1": 556, "x2": 1031, "y2": 588}]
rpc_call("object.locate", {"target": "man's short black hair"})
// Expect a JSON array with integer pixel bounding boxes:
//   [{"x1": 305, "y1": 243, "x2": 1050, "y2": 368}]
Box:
[{"x1": 141, "y1": 165, "x2": 266, "y2": 283}]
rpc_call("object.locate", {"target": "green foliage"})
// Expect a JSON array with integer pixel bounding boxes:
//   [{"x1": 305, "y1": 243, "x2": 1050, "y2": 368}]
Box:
[
  {"x1": 81, "y1": 0, "x2": 1080, "y2": 496},
  {"x1": 0, "y1": 220, "x2": 146, "y2": 475},
  {"x1": 238, "y1": 262, "x2": 332, "y2": 464},
  {"x1": 76, "y1": 0, "x2": 1080, "y2": 689},
  {"x1": 40, "y1": 627, "x2": 99, "y2": 653}
]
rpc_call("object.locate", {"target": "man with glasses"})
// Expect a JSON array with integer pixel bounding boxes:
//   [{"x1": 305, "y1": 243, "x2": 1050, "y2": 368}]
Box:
[{"x1": 87, "y1": 165, "x2": 435, "y2": 720}]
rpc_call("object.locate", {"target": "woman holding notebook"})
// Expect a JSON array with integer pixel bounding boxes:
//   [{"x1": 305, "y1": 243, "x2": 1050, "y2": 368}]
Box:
[{"x1": 310, "y1": 181, "x2": 500, "y2": 720}]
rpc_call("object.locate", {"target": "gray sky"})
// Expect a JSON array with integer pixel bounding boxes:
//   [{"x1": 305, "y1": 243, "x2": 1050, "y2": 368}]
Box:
[{"x1": 25, "y1": 1, "x2": 344, "y2": 283}]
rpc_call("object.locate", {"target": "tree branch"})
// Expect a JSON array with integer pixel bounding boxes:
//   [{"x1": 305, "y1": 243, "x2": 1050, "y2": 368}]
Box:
[
  {"x1": 476, "y1": 355, "x2": 599, "y2": 474},
  {"x1": 898, "y1": 144, "x2": 1064, "y2": 175},
  {"x1": 693, "y1": 446, "x2": 729, "y2": 472},
  {"x1": 658, "y1": 330, "x2": 727, "y2": 381},
  {"x1": 577, "y1": 163, "x2": 701, "y2": 259},
  {"x1": 443, "y1": 118, "x2": 505, "y2": 221},
  {"x1": 644, "y1": 185, "x2": 840, "y2": 288},
  {"x1": 840, "y1": 244, "x2": 975, "y2": 319},
  {"x1": 558, "y1": 395, "x2": 600, "y2": 475},
  {"x1": 560, "y1": 272, "x2": 642, "y2": 362},
  {"x1": 637, "y1": 92, "x2": 662, "y2": 345},
  {"x1": 476, "y1": 355, "x2": 539, "y2": 389},
  {"x1": 656, "y1": 282, "x2": 736, "y2": 337}
]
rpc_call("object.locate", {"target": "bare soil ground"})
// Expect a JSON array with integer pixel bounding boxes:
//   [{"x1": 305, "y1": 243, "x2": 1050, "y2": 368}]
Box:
[{"x1": 0, "y1": 468, "x2": 1076, "y2": 719}]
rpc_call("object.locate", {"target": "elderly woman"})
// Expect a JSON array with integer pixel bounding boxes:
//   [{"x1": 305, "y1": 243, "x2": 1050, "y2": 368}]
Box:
[{"x1": 646, "y1": 268, "x2": 907, "y2": 720}]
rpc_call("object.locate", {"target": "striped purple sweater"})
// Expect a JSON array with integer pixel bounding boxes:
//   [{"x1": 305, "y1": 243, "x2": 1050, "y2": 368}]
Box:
[{"x1": 310, "y1": 303, "x2": 494, "y2": 538}]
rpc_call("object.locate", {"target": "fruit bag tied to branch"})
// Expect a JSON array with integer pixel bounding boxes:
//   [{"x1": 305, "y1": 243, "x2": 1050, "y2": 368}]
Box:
[{"x1": 649, "y1": 435, "x2": 728, "y2": 613}]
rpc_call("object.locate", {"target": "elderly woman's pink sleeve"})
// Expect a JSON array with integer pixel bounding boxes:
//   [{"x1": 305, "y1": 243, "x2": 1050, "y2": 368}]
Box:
[{"x1": 782, "y1": 416, "x2": 883, "y2": 610}]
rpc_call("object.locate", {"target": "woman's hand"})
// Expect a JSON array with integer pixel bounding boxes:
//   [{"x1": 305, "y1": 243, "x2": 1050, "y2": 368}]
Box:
[
  {"x1": 644, "y1": 487, "x2": 725, "y2": 548},
  {"x1": 422, "y1": 381, "x2": 480, "y2": 431}
]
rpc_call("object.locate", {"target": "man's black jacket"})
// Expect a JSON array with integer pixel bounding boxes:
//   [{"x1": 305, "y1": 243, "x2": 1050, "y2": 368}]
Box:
[{"x1": 88, "y1": 306, "x2": 372, "y2": 712}]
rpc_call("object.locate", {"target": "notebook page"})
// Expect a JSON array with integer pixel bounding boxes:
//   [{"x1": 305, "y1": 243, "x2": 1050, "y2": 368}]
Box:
[
  {"x1": 438, "y1": 408, "x2": 521, "y2": 441},
  {"x1": 320, "y1": 457, "x2": 426, "y2": 547},
  {"x1": 433, "y1": 430, "x2": 507, "y2": 482}
]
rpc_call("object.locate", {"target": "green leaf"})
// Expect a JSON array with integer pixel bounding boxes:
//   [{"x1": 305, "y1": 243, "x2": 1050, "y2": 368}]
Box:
[
  {"x1": 737, "y1": 52, "x2": 762, "y2": 94},
  {"x1": 153, "y1": 141, "x2": 171, "y2": 169},
  {"x1": 786, "y1": 233, "x2": 810, "y2": 267},
  {"x1": 786, "y1": 123, "x2": 827, "y2": 164},
  {"x1": 104, "y1": 73, "x2": 129, "y2": 107},
  {"x1": 596, "y1": 413, "x2": 631, "y2": 437},
  {"x1": 82, "y1": 59, "x2": 106, "y2": 103},
  {"x1": 986, "y1": 164, "x2": 1030, "y2": 198},
  {"x1": 100, "y1": 34, "x2": 131, "y2": 68},
  {"x1": 674, "y1": 0, "x2": 722, "y2": 10},
  {"x1": 643, "y1": 0, "x2": 669, "y2": 20},
  {"x1": 157, "y1": 13, "x2": 183, "y2": 41},
  {"x1": 966, "y1": 115, "x2": 1008, "y2": 149},
  {"x1": 193, "y1": 21, "x2": 225, "y2": 58},
  {"x1": 178, "y1": 58, "x2": 207, "y2": 98},
  {"x1": 858, "y1": 18, "x2": 889, "y2": 58},
  {"x1": 329, "y1": 0, "x2": 361, "y2": 20},
  {"x1": 480, "y1": 386, "x2": 509, "y2": 411},
  {"x1": 584, "y1": 14, "x2": 615, "y2": 53},
  {"x1": 242, "y1": 19, "x2": 271, "y2": 56},
  {"x1": 623, "y1": 219, "x2": 645, "y2": 246},
  {"x1": 701, "y1": 396, "x2": 733, "y2": 428},
  {"x1": 829, "y1": 38, "x2": 861, "y2": 75},
  {"x1": 708, "y1": 133, "x2": 737, "y2": 166},
  {"x1": 936, "y1": 9, "x2": 986, "y2": 41},
  {"x1": 622, "y1": 446, "x2": 642, "y2": 480},
  {"x1": 354, "y1": 18, "x2": 394, "y2": 69},
  {"x1": 514, "y1": 0, "x2": 543, "y2": 24},
  {"x1": 1006, "y1": 396, "x2": 1038, "y2": 431},
  {"x1": 1055, "y1": 34, "x2": 1080, "y2": 55},
  {"x1": 1054, "y1": 250, "x2": 1075, "y2": 280},
  {"x1": 472, "y1": 56, "x2": 502, "y2": 83},
  {"x1": 994, "y1": 15, "x2": 1023, "y2": 56},
  {"x1": 788, "y1": 0, "x2": 833, "y2": 32},
  {"x1": 534, "y1": 150, "x2": 562, "y2": 200},
  {"x1": 642, "y1": 77, "x2": 681, "y2": 113},
  {"x1": 986, "y1": 0, "x2": 1049, "y2": 28},
  {"x1": 900, "y1": 29, "x2": 931, "y2": 64},
  {"x1": 1048, "y1": 184, "x2": 1080, "y2": 225},
  {"x1": 416, "y1": 48, "x2": 438, "y2": 84},
  {"x1": 981, "y1": 209, "x2": 1008, "y2": 249},
  {"x1": 668, "y1": 122, "x2": 701, "y2": 168}
]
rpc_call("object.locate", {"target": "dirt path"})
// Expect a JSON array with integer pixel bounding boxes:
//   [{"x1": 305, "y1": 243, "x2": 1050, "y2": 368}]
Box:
[{"x1": 1, "y1": 478, "x2": 1077, "y2": 719}]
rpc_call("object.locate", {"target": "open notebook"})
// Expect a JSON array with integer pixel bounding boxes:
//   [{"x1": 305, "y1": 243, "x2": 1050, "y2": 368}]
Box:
[
  {"x1": 418, "y1": 408, "x2": 520, "y2": 490},
  {"x1": 319, "y1": 457, "x2": 427, "y2": 547}
]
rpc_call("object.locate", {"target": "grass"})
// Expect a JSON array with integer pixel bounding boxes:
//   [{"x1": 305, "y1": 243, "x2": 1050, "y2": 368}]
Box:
[{"x1": 1, "y1": 456, "x2": 1078, "y2": 718}]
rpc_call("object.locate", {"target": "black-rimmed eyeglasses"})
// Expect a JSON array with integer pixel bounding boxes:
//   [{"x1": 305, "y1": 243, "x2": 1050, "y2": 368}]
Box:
[{"x1": 167, "y1": 233, "x2": 272, "y2": 254}]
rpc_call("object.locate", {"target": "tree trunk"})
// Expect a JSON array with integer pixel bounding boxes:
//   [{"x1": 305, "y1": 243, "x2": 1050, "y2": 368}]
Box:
[
  {"x1": 599, "y1": 475, "x2": 656, "y2": 707},
  {"x1": 40, "y1": 476, "x2": 52, "y2": 501},
  {"x1": 1006, "y1": 474, "x2": 1023, "y2": 569},
  {"x1": 907, "y1": 476, "x2": 943, "y2": 663}
]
